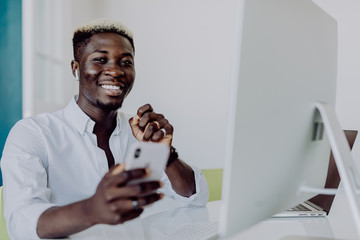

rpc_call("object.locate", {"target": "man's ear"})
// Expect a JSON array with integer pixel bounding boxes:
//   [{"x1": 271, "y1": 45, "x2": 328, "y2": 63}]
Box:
[{"x1": 71, "y1": 60, "x2": 79, "y2": 81}]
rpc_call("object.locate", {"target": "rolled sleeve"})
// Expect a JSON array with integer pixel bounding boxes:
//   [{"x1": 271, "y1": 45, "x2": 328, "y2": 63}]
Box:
[
  {"x1": 1, "y1": 120, "x2": 54, "y2": 240},
  {"x1": 160, "y1": 165, "x2": 209, "y2": 206},
  {"x1": 7, "y1": 202, "x2": 56, "y2": 240}
]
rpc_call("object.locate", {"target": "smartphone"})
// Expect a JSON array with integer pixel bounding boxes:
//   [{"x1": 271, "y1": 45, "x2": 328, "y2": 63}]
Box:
[{"x1": 125, "y1": 142, "x2": 170, "y2": 184}]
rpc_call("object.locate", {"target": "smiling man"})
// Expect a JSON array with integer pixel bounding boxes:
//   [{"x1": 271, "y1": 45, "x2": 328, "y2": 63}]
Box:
[{"x1": 1, "y1": 19, "x2": 209, "y2": 239}]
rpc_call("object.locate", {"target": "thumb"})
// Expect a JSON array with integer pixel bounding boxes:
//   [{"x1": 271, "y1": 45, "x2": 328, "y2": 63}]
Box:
[
  {"x1": 110, "y1": 164, "x2": 125, "y2": 175},
  {"x1": 129, "y1": 115, "x2": 144, "y2": 141},
  {"x1": 129, "y1": 114, "x2": 140, "y2": 127}
]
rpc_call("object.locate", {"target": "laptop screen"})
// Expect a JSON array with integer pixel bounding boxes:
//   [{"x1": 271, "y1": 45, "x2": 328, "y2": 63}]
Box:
[{"x1": 309, "y1": 130, "x2": 358, "y2": 213}]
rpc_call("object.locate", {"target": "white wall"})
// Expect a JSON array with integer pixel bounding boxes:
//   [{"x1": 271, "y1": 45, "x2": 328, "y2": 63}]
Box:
[
  {"x1": 102, "y1": 0, "x2": 238, "y2": 169},
  {"x1": 65, "y1": 0, "x2": 238, "y2": 169},
  {"x1": 313, "y1": 0, "x2": 360, "y2": 131},
  {"x1": 313, "y1": 0, "x2": 360, "y2": 166},
  {"x1": 31, "y1": 0, "x2": 360, "y2": 169}
]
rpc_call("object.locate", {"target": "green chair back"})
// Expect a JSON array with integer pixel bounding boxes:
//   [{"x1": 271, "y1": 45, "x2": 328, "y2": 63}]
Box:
[
  {"x1": 202, "y1": 168, "x2": 223, "y2": 202},
  {"x1": 0, "y1": 186, "x2": 10, "y2": 240}
]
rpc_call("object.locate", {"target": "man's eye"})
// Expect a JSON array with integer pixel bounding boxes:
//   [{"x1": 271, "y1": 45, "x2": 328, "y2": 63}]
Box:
[
  {"x1": 120, "y1": 60, "x2": 133, "y2": 66},
  {"x1": 94, "y1": 57, "x2": 106, "y2": 63}
]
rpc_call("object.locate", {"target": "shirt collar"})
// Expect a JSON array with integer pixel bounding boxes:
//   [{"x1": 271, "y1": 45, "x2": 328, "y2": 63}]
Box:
[{"x1": 64, "y1": 96, "x2": 122, "y2": 135}]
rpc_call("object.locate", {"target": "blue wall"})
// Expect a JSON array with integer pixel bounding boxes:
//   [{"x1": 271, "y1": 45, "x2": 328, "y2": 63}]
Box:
[{"x1": 0, "y1": 0, "x2": 22, "y2": 185}]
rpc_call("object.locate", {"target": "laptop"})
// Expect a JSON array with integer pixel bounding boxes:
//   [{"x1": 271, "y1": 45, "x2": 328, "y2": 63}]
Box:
[{"x1": 274, "y1": 130, "x2": 358, "y2": 218}]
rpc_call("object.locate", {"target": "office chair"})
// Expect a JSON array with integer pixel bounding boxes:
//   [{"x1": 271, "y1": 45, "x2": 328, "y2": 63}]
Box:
[
  {"x1": 202, "y1": 168, "x2": 223, "y2": 202},
  {"x1": 0, "y1": 186, "x2": 10, "y2": 240}
]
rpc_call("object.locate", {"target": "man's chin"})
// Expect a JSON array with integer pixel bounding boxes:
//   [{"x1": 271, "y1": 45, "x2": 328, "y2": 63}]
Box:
[{"x1": 96, "y1": 100, "x2": 122, "y2": 111}]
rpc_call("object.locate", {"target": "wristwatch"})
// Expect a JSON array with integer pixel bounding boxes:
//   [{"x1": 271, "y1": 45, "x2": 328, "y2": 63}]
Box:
[{"x1": 166, "y1": 146, "x2": 178, "y2": 167}]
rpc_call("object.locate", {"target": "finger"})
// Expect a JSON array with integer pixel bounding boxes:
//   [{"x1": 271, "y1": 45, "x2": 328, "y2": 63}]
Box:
[
  {"x1": 130, "y1": 104, "x2": 153, "y2": 128},
  {"x1": 141, "y1": 117, "x2": 169, "y2": 141},
  {"x1": 137, "y1": 193, "x2": 164, "y2": 207},
  {"x1": 122, "y1": 168, "x2": 150, "y2": 183},
  {"x1": 139, "y1": 112, "x2": 164, "y2": 128},
  {"x1": 129, "y1": 115, "x2": 143, "y2": 140},
  {"x1": 153, "y1": 121, "x2": 161, "y2": 129},
  {"x1": 122, "y1": 193, "x2": 163, "y2": 210},
  {"x1": 107, "y1": 193, "x2": 163, "y2": 221},
  {"x1": 151, "y1": 123, "x2": 173, "y2": 142},
  {"x1": 105, "y1": 181, "x2": 163, "y2": 202},
  {"x1": 153, "y1": 118, "x2": 170, "y2": 131},
  {"x1": 109, "y1": 199, "x2": 138, "y2": 212},
  {"x1": 138, "y1": 104, "x2": 153, "y2": 115},
  {"x1": 142, "y1": 121, "x2": 160, "y2": 141},
  {"x1": 129, "y1": 114, "x2": 140, "y2": 126},
  {"x1": 137, "y1": 104, "x2": 153, "y2": 118},
  {"x1": 162, "y1": 122, "x2": 174, "y2": 135},
  {"x1": 126, "y1": 181, "x2": 164, "y2": 196},
  {"x1": 104, "y1": 168, "x2": 148, "y2": 189},
  {"x1": 130, "y1": 105, "x2": 153, "y2": 129},
  {"x1": 151, "y1": 130, "x2": 165, "y2": 142},
  {"x1": 110, "y1": 164, "x2": 125, "y2": 176}
]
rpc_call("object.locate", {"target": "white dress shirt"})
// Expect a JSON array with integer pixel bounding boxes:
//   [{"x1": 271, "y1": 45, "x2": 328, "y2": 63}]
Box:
[{"x1": 1, "y1": 97, "x2": 209, "y2": 240}]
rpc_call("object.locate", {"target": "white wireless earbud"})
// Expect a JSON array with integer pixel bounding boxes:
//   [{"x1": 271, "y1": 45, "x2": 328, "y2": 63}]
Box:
[{"x1": 75, "y1": 70, "x2": 79, "y2": 81}]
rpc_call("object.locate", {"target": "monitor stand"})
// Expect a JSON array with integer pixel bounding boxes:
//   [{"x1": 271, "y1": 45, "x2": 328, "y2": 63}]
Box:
[{"x1": 315, "y1": 102, "x2": 360, "y2": 237}]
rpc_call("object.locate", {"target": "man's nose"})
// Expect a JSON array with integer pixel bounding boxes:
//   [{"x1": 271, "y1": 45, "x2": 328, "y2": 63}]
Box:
[{"x1": 104, "y1": 64, "x2": 125, "y2": 78}]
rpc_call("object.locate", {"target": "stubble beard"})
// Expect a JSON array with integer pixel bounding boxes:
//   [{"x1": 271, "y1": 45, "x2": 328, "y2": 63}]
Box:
[{"x1": 96, "y1": 100, "x2": 123, "y2": 111}]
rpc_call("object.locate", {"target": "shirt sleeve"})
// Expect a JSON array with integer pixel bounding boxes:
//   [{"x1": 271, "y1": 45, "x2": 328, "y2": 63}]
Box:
[
  {"x1": 160, "y1": 165, "x2": 209, "y2": 207},
  {"x1": 1, "y1": 119, "x2": 55, "y2": 240}
]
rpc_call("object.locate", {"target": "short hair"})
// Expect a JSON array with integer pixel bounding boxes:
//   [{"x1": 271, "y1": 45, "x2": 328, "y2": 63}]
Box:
[{"x1": 72, "y1": 18, "x2": 134, "y2": 61}]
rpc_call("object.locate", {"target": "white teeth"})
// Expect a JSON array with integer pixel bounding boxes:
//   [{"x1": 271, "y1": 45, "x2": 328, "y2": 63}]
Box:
[{"x1": 101, "y1": 85, "x2": 121, "y2": 90}]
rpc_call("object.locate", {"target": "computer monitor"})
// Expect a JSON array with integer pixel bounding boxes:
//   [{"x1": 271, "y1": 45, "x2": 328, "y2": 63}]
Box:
[{"x1": 219, "y1": 0, "x2": 360, "y2": 238}]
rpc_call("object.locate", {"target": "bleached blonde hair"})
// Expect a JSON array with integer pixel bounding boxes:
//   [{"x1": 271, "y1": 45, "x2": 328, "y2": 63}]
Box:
[{"x1": 72, "y1": 18, "x2": 134, "y2": 61}]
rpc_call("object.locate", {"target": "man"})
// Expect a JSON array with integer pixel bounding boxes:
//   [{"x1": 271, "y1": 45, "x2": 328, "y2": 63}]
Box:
[{"x1": 1, "y1": 19, "x2": 208, "y2": 239}]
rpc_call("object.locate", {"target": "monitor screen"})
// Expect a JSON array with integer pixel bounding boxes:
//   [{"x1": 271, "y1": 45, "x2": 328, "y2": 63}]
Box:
[{"x1": 219, "y1": 0, "x2": 339, "y2": 238}]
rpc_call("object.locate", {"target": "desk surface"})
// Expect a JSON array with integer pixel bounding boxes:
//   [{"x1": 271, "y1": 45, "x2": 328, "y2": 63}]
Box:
[{"x1": 53, "y1": 186, "x2": 359, "y2": 240}]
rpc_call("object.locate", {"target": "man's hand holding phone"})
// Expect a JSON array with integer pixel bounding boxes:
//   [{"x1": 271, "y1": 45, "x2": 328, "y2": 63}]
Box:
[{"x1": 85, "y1": 163, "x2": 164, "y2": 226}]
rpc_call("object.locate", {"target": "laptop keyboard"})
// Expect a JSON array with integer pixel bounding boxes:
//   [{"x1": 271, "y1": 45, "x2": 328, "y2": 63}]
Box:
[
  {"x1": 288, "y1": 203, "x2": 311, "y2": 211},
  {"x1": 161, "y1": 221, "x2": 219, "y2": 240}
]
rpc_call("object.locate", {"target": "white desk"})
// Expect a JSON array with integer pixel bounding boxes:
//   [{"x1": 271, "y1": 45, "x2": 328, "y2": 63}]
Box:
[
  {"x1": 225, "y1": 188, "x2": 359, "y2": 240},
  {"x1": 55, "y1": 186, "x2": 359, "y2": 240}
]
